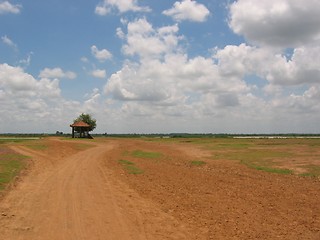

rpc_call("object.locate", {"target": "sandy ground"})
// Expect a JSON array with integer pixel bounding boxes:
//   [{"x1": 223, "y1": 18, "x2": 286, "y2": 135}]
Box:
[{"x1": 1, "y1": 137, "x2": 320, "y2": 239}]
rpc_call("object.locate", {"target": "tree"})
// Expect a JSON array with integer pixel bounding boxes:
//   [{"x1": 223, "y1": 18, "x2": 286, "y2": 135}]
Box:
[{"x1": 73, "y1": 113, "x2": 97, "y2": 132}]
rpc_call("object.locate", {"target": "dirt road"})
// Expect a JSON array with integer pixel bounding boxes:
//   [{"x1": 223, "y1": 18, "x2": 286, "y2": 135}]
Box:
[
  {"x1": 1, "y1": 137, "x2": 320, "y2": 239},
  {"x1": 0, "y1": 138, "x2": 190, "y2": 240}
]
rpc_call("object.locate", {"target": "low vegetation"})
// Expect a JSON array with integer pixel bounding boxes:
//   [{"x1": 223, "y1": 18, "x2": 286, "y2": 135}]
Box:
[
  {"x1": 131, "y1": 150, "x2": 163, "y2": 159},
  {"x1": 0, "y1": 152, "x2": 28, "y2": 191},
  {"x1": 180, "y1": 138, "x2": 320, "y2": 176},
  {"x1": 0, "y1": 138, "x2": 37, "y2": 192},
  {"x1": 25, "y1": 144, "x2": 48, "y2": 150},
  {"x1": 190, "y1": 160, "x2": 206, "y2": 166},
  {"x1": 118, "y1": 159, "x2": 144, "y2": 175}
]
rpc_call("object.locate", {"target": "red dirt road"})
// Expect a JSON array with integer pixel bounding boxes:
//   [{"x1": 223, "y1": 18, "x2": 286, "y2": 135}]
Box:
[{"x1": 1, "y1": 137, "x2": 320, "y2": 239}]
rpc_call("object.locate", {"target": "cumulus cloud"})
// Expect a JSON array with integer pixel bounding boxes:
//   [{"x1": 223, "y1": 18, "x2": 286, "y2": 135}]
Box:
[
  {"x1": 0, "y1": 63, "x2": 37, "y2": 92},
  {"x1": 95, "y1": 0, "x2": 151, "y2": 15},
  {"x1": 104, "y1": 18, "x2": 249, "y2": 121},
  {"x1": 83, "y1": 88, "x2": 101, "y2": 113},
  {"x1": 214, "y1": 43, "x2": 320, "y2": 86},
  {"x1": 163, "y1": 0, "x2": 210, "y2": 22},
  {"x1": 39, "y1": 67, "x2": 77, "y2": 79},
  {"x1": 122, "y1": 18, "x2": 181, "y2": 59},
  {"x1": 229, "y1": 0, "x2": 320, "y2": 48},
  {"x1": 0, "y1": 1, "x2": 21, "y2": 14},
  {"x1": 0, "y1": 63, "x2": 89, "y2": 133},
  {"x1": 91, "y1": 69, "x2": 106, "y2": 79},
  {"x1": 91, "y1": 45, "x2": 112, "y2": 62},
  {"x1": 100, "y1": 17, "x2": 320, "y2": 133},
  {"x1": 116, "y1": 27, "x2": 125, "y2": 39}
]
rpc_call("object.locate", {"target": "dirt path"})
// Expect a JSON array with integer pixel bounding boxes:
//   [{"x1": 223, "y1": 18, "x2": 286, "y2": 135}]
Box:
[{"x1": 0, "y1": 138, "x2": 190, "y2": 240}]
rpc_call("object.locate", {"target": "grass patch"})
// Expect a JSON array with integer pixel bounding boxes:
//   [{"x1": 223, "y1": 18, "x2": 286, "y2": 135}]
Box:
[
  {"x1": 118, "y1": 159, "x2": 144, "y2": 174},
  {"x1": 204, "y1": 140, "x2": 294, "y2": 175},
  {"x1": 118, "y1": 159, "x2": 135, "y2": 165},
  {"x1": 241, "y1": 160, "x2": 293, "y2": 174},
  {"x1": 190, "y1": 160, "x2": 206, "y2": 166},
  {"x1": 299, "y1": 165, "x2": 320, "y2": 178},
  {"x1": 25, "y1": 144, "x2": 47, "y2": 150},
  {"x1": 0, "y1": 154, "x2": 28, "y2": 190},
  {"x1": 0, "y1": 138, "x2": 39, "y2": 144},
  {"x1": 131, "y1": 150, "x2": 163, "y2": 159}
]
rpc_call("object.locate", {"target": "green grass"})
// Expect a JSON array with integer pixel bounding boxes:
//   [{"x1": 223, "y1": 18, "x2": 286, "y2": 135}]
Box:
[
  {"x1": 240, "y1": 160, "x2": 293, "y2": 174},
  {"x1": 118, "y1": 159, "x2": 144, "y2": 174},
  {"x1": 25, "y1": 144, "x2": 47, "y2": 150},
  {"x1": 299, "y1": 165, "x2": 320, "y2": 178},
  {"x1": 182, "y1": 138, "x2": 298, "y2": 175},
  {"x1": 0, "y1": 154, "x2": 28, "y2": 190},
  {"x1": 190, "y1": 160, "x2": 206, "y2": 166},
  {"x1": 131, "y1": 150, "x2": 163, "y2": 159},
  {"x1": 0, "y1": 138, "x2": 39, "y2": 144},
  {"x1": 118, "y1": 159, "x2": 135, "y2": 165}
]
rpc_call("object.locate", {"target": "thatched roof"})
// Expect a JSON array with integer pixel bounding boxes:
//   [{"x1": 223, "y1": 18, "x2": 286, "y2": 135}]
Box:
[{"x1": 70, "y1": 121, "x2": 90, "y2": 128}]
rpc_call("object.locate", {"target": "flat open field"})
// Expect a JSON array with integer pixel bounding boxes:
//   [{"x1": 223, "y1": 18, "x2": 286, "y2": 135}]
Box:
[{"x1": 1, "y1": 137, "x2": 320, "y2": 239}]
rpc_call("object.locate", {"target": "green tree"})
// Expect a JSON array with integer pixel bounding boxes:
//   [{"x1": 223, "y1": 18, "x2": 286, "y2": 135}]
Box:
[{"x1": 74, "y1": 113, "x2": 97, "y2": 132}]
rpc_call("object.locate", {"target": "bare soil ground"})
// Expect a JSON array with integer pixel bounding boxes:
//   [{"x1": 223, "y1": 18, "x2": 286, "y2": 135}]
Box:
[{"x1": 1, "y1": 137, "x2": 320, "y2": 239}]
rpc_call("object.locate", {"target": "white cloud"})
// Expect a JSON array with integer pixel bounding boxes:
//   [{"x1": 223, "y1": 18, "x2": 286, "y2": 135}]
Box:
[
  {"x1": 95, "y1": 0, "x2": 151, "y2": 15},
  {"x1": 163, "y1": 0, "x2": 210, "y2": 22},
  {"x1": 122, "y1": 18, "x2": 181, "y2": 59},
  {"x1": 266, "y1": 46, "x2": 320, "y2": 85},
  {"x1": 0, "y1": 1, "x2": 21, "y2": 14},
  {"x1": 39, "y1": 67, "x2": 77, "y2": 79},
  {"x1": 83, "y1": 88, "x2": 101, "y2": 113},
  {"x1": 104, "y1": 19, "x2": 249, "y2": 113},
  {"x1": 214, "y1": 43, "x2": 320, "y2": 86},
  {"x1": 99, "y1": 17, "x2": 320, "y2": 133},
  {"x1": 104, "y1": 19, "x2": 249, "y2": 129},
  {"x1": 0, "y1": 63, "x2": 90, "y2": 133},
  {"x1": 1, "y1": 35, "x2": 17, "y2": 50},
  {"x1": 0, "y1": 63, "x2": 37, "y2": 92},
  {"x1": 91, "y1": 69, "x2": 106, "y2": 79},
  {"x1": 229, "y1": 0, "x2": 320, "y2": 47},
  {"x1": 81, "y1": 57, "x2": 89, "y2": 63},
  {"x1": 91, "y1": 45, "x2": 112, "y2": 62},
  {"x1": 116, "y1": 27, "x2": 125, "y2": 39},
  {"x1": 19, "y1": 52, "x2": 33, "y2": 68}
]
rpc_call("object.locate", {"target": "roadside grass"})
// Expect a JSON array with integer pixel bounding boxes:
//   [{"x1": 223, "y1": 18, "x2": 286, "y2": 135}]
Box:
[
  {"x1": 0, "y1": 138, "x2": 36, "y2": 192},
  {"x1": 190, "y1": 160, "x2": 206, "y2": 166},
  {"x1": 0, "y1": 153, "x2": 28, "y2": 191},
  {"x1": 118, "y1": 159, "x2": 144, "y2": 174}
]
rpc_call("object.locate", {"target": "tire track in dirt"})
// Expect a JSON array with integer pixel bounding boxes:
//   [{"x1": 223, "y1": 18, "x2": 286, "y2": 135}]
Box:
[{"x1": 0, "y1": 138, "x2": 191, "y2": 240}]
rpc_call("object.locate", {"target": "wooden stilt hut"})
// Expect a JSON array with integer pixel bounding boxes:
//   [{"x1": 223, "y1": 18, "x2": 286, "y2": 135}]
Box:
[{"x1": 70, "y1": 121, "x2": 91, "y2": 138}]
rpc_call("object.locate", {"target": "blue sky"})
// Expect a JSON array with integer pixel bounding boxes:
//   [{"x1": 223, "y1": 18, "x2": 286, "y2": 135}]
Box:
[{"x1": 1, "y1": 0, "x2": 320, "y2": 134}]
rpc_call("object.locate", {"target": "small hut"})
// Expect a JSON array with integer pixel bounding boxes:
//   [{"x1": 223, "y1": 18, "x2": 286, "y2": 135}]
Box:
[{"x1": 70, "y1": 121, "x2": 92, "y2": 138}]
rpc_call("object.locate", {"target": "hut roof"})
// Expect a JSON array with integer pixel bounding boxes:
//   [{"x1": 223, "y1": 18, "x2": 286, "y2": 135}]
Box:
[{"x1": 70, "y1": 121, "x2": 90, "y2": 127}]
